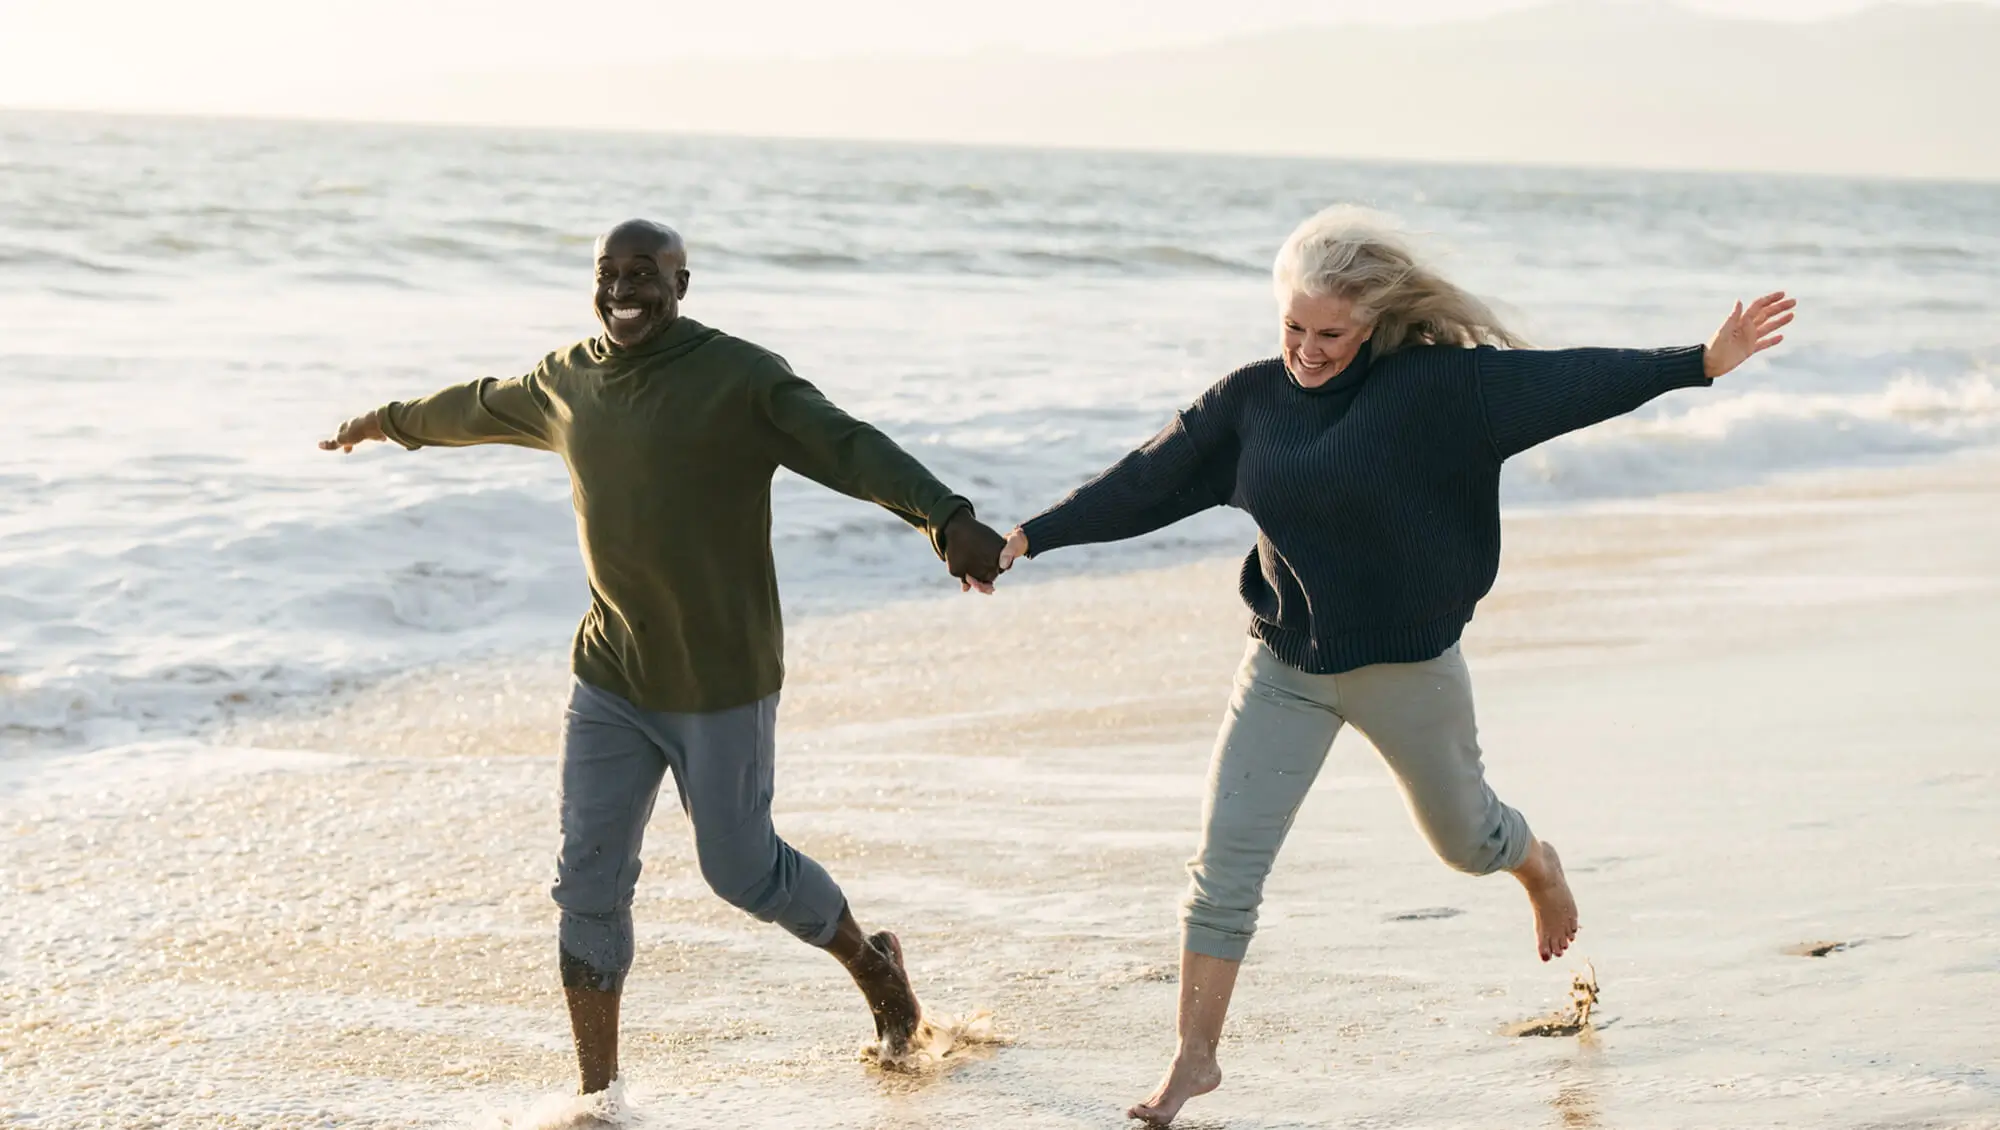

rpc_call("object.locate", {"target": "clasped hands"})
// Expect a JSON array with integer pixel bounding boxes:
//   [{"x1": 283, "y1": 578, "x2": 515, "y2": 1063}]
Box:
[{"x1": 940, "y1": 511, "x2": 1031, "y2": 595}]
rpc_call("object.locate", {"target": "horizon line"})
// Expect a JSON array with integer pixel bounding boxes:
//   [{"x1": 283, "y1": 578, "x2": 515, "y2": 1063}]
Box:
[{"x1": 7, "y1": 102, "x2": 1996, "y2": 190}]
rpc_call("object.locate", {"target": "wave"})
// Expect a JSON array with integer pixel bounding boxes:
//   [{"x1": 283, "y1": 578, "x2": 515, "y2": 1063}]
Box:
[
  {"x1": 0, "y1": 484, "x2": 587, "y2": 749},
  {"x1": 1762, "y1": 239, "x2": 1982, "y2": 263},
  {"x1": 300, "y1": 181, "x2": 376, "y2": 199},
  {"x1": 298, "y1": 269, "x2": 421, "y2": 288},
  {"x1": 1506, "y1": 370, "x2": 2000, "y2": 504},
  {"x1": 755, "y1": 250, "x2": 871, "y2": 270},
  {"x1": 1014, "y1": 244, "x2": 1262, "y2": 275},
  {"x1": 690, "y1": 242, "x2": 1262, "y2": 277},
  {"x1": 0, "y1": 244, "x2": 133, "y2": 275},
  {"x1": 0, "y1": 220, "x2": 1264, "y2": 285}
]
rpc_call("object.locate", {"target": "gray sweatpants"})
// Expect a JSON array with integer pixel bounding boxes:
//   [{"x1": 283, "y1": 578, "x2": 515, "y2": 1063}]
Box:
[
  {"x1": 552, "y1": 678, "x2": 846, "y2": 992},
  {"x1": 1182, "y1": 640, "x2": 1533, "y2": 961}
]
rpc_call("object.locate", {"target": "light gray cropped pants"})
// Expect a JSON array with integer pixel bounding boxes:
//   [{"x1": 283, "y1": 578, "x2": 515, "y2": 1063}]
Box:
[
  {"x1": 552, "y1": 679, "x2": 846, "y2": 992},
  {"x1": 1182, "y1": 640, "x2": 1533, "y2": 961}
]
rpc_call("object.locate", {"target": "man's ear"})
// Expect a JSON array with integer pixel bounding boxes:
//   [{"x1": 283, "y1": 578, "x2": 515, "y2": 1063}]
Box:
[{"x1": 675, "y1": 270, "x2": 691, "y2": 299}]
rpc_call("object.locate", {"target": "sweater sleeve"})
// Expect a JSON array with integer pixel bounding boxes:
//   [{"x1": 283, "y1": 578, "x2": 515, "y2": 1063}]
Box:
[
  {"x1": 752, "y1": 358, "x2": 969, "y2": 560},
  {"x1": 1475, "y1": 344, "x2": 1711, "y2": 459},
  {"x1": 378, "y1": 364, "x2": 557, "y2": 452},
  {"x1": 1018, "y1": 382, "x2": 1239, "y2": 558}
]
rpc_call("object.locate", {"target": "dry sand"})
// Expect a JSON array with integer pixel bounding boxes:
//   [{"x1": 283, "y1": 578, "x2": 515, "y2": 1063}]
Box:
[{"x1": 4, "y1": 450, "x2": 1998, "y2": 1128}]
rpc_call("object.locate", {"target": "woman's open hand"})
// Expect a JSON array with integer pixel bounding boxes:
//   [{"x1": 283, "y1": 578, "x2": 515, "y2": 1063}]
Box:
[{"x1": 1704, "y1": 292, "x2": 1795, "y2": 380}]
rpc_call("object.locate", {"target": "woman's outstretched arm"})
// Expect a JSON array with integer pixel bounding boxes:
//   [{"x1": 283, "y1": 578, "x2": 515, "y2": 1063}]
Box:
[
  {"x1": 1004, "y1": 384, "x2": 1241, "y2": 565},
  {"x1": 1479, "y1": 292, "x2": 1794, "y2": 460}
]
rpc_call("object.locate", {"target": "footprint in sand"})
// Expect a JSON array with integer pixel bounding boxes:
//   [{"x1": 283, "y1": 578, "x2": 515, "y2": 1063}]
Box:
[
  {"x1": 1386, "y1": 907, "x2": 1465, "y2": 922},
  {"x1": 1783, "y1": 940, "x2": 1856, "y2": 957},
  {"x1": 1099, "y1": 963, "x2": 1177, "y2": 985}
]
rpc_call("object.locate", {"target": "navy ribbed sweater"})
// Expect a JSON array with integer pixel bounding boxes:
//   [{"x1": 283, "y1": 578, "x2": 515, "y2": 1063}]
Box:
[{"x1": 1020, "y1": 341, "x2": 1712, "y2": 674}]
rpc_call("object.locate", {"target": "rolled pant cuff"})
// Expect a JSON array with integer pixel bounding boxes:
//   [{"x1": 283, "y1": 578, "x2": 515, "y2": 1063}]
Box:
[
  {"x1": 799, "y1": 905, "x2": 842, "y2": 949},
  {"x1": 1492, "y1": 834, "x2": 1533, "y2": 875},
  {"x1": 1481, "y1": 812, "x2": 1535, "y2": 876},
  {"x1": 559, "y1": 946, "x2": 627, "y2": 993},
  {"x1": 1181, "y1": 923, "x2": 1252, "y2": 963}
]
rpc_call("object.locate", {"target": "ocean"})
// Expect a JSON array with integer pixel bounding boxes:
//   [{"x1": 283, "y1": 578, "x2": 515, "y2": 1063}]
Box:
[{"x1": 4, "y1": 110, "x2": 1997, "y2": 754}]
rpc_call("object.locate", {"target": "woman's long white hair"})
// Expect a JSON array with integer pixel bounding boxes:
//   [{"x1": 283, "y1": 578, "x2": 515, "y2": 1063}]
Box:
[{"x1": 1273, "y1": 206, "x2": 1526, "y2": 355}]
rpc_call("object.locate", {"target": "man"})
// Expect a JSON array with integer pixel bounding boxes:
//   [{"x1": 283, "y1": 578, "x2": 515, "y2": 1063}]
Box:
[{"x1": 320, "y1": 218, "x2": 1007, "y2": 1095}]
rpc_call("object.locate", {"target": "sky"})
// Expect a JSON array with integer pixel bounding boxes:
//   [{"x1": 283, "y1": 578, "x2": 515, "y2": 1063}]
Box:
[
  {"x1": 0, "y1": 0, "x2": 1967, "y2": 104},
  {"x1": 3, "y1": 1, "x2": 1995, "y2": 178}
]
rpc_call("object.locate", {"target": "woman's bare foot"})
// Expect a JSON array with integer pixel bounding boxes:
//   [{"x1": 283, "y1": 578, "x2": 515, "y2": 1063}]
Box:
[
  {"x1": 1512, "y1": 840, "x2": 1580, "y2": 962},
  {"x1": 1127, "y1": 1047, "x2": 1222, "y2": 1126},
  {"x1": 857, "y1": 930, "x2": 921, "y2": 1056}
]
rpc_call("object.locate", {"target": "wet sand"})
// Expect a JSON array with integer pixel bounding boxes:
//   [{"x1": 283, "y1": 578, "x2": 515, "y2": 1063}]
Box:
[{"x1": 5, "y1": 451, "x2": 1999, "y2": 1128}]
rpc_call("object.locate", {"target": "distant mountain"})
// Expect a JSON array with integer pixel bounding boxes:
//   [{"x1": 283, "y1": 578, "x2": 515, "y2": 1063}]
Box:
[{"x1": 295, "y1": 2, "x2": 2000, "y2": 179}]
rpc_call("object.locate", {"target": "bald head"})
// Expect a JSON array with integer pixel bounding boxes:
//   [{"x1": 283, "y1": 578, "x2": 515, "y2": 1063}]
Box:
[
  {"x1": 593, "y1": 218, "x2": 691, "y2": 349},
  {"x1": 595, "y1": 218, "x2": 687, "y2": 266}
]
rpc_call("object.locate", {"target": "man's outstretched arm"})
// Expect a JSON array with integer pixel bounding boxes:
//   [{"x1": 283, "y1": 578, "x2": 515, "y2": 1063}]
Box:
[
  {"x1": 753, "y1": 361, "x2": 1005, "y2": 587},
  {"x1": 320, "y1": 370, "x2": 557, "y2": 454}
]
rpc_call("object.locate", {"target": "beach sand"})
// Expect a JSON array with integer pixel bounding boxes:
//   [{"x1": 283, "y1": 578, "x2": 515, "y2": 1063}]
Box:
[{"x1": 4, "y1": 450, "x2": 1998, "y2": 1129}]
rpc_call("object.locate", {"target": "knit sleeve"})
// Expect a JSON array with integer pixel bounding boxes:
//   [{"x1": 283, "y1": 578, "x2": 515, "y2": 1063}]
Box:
[
  {"x1": 750, "y1": 356, "x2": 970, "y2": 560},
  {"x1": 1018, "y1": 380, "x2": 1240, "y2": 558},
  {"x1": 378, "y1": 361, "x2": 558, "y2": 451},
  {"x1": 1475, "y1": 345, "x2": 1711, "y2": 460}
]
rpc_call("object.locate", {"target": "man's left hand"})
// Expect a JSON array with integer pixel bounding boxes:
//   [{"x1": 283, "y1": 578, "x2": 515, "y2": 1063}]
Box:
[{"x1": 942, "y1": 510, "x2": 1007, "y2": 594}]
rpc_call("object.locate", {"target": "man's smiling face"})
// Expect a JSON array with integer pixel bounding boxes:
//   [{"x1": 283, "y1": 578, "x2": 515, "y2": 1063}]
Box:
[{"x1": 594, "y1": 220, "x2": 690, "y2": 349}]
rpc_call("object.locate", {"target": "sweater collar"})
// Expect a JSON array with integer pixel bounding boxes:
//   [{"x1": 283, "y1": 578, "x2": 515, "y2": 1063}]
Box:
[{"x1": 585, "y1": 315, "x2": 718, "y2": 366}]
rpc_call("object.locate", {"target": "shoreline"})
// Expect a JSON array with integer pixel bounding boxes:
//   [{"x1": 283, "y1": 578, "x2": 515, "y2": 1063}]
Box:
[{"x1": 208, "y1": 442, "x2": 2000, "y2": 759}]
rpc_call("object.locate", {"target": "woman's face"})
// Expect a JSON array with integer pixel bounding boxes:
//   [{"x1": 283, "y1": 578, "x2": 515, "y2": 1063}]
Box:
[{"x1": 1281, "y1": 291, "x2": 1374, "y2": 388}]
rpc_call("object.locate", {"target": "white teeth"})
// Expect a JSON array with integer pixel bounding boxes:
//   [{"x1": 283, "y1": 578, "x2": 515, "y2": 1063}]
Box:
[{"x1": 611, "y1": 307, "x2": 643, "y2": 320}]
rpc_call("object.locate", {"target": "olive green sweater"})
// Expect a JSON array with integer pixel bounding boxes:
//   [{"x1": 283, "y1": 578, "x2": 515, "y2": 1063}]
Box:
[{"x1": 378, "y1": 317, "x2": 969, "y2": 713}]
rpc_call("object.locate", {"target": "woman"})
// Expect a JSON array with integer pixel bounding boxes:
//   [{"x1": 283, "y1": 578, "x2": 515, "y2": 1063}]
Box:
[{"x1": 997, "y1": 206, "x2": 1793, "y2": 1125}]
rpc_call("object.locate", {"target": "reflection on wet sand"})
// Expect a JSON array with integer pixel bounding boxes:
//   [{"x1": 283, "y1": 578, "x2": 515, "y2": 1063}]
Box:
[
  {"x1": 1550, "y1": 1023, "x2": 1607, "y2": 1129},
  {"x1": 1553, "y1": 1077, "x2": 1602, "y2": 1130}
]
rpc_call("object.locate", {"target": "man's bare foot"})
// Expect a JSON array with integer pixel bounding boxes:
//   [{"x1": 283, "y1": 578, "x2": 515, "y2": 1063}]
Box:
[
  {"x1": 1512, "y1": 840, "x2": 1580, "y2": 962},
  {"x1": 856, "y1": 930, "x2": 921, "y2": 1056},
  {"x1": 1127, "y1": 1048, "x2": 1222, "y2": 1126}
]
